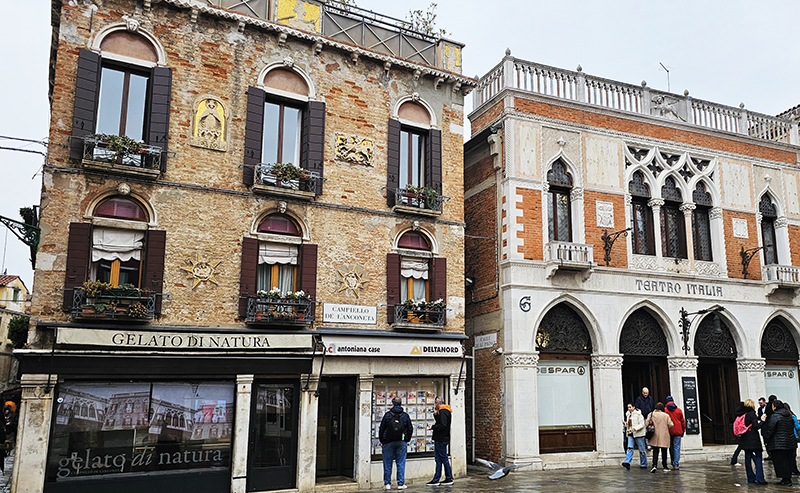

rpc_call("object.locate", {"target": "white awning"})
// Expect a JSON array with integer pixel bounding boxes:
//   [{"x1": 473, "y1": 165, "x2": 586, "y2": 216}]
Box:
[
  {"x1": 401, "y1": 258, "x2": 428, "y2": 280},
  {"x1": 259, "y1": 242, "x2": 298, "y2": 265},
  {"x1": 92, "y1": 228, "x2": 144, "y2": 262}
]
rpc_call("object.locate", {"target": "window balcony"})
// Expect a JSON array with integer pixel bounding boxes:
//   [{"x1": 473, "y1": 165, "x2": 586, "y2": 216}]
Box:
[
  {"x1": 252, "y1": 163, "x2": 320, "y2": 200},
  {"x1": 544, "y1": 241, "x2": 595, "y2": 280},
  {"x1": 392, "y1": 186, "x2": 448, "y2": 217},
  {"x1": 763, "y1": 264, "x2": 800, "y2": 296},
  {"x1": 392, "y1": 304, "x2": 446, "y2": 331},
  {"x1": 71, "y1": 287, "x2": 156, "y2": 322},
  {"x1": 245, "y1": 296, "x2": 315, "y2": 326},
  {"x1": 81, "y1": 135, "x2": 162, "y2": 179}
]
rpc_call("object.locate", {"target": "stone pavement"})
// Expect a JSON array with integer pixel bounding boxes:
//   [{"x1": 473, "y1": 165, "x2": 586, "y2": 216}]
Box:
[{"x1": 373, "y1": 461, "x2": 800, "y2": 492}]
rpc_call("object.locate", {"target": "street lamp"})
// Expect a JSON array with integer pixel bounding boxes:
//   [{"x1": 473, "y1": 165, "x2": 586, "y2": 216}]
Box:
[{"x1": 678, "y1": 306, "x2": 724, "y2": 356}]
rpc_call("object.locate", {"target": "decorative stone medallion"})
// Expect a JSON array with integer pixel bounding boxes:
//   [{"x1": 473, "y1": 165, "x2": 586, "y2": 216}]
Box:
[
  {"x1": 190, "y1": 95, "x2": 229, "y2": 151},
  {"x1": 335, "y1": 134, "x2": 374, "y2": 167},
  {"x1": 595, "y1": 201, "x2": 614, "y2": 228},
  {"x1": 732, "y1": 218, "x2": 749, "y2": 239},
  {"x1": 335, "y1": 264, "x2": 369, "y2": 298},
  {"x1": 181, "y1": 253, "x2": 223, "y2": 289}
]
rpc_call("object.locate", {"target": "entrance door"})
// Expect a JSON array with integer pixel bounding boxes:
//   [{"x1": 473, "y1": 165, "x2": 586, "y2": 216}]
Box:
[
  {"x1": 621, "y1": 357, "x2": 670, "y2": 408},
  {"x1": 248, "y1": 381, "x2": 300, "y2": 492},
  {"x1": 697, "y1": 360, "x2": 739, "y2": 445},
  {"x1": 316, "y1": 377, "x2": 356, "y2": 479}
]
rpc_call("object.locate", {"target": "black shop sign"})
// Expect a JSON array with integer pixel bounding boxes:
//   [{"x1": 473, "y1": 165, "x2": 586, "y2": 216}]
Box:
[{"x1": 682, "y1": 377, "x2": 700, "y2": 435}]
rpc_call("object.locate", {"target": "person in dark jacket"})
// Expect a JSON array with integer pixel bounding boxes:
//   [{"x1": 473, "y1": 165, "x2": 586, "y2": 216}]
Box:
[
  {"x1": 762, "y1": 399, "x2": 797, "y2": 485},
  {"x1": 379, "y1": 397, "x2": 414, "y2": 490},
  {"x1": 762, "y1": 395, "x2": 778, "y2": 461},
  {"x1": 634, "y1": 387, "x2": 654, "y2": 448},
  {"x1": 738, "y1": 399, "x2": 767, "y2": 484},
  {"x1": 426, "y1": 397, "x2": 453, "y2": 486},
  {"x1": 783, "y1": 403, "x2": 800, "y2": 475}
]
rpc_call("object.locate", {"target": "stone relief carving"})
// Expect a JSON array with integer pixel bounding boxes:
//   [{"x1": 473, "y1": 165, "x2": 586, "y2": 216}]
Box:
[
  {"x1": 590, "y1": 355, "x2": 624, "y2": 369},
  {"x1": 664, "y1": 258, "x2": 690, "y2": 274},
  {"x1": 775, "y1": 217, "x2": 789, "y2": 229},
  {"x1": 504, "y1": 353, "x2": 539, "y2": 368},
  {"x1": 737, "y1": 359, "x2": 767, "y2": 372},
  {"x1": 596, "y1": 201, "x2": 614, "y2": 228},
  {"x1": 651, "y1": 95, "x2": 685, "y2": 122},
  {"x1": 732, "y1": 218, "x2": 749, "y2": 239},
  {"x1": 631, "y1": 254, "x2": 660, "y2": 272},
  {"x1": 709, "y1": 207, "x2": 723, "y2": 220},
  {"x1": 335, "y1": 134, "x2": 374, "y2": 167},
  {"x1": 694, "y1": 260, "x2": 722, "y2": 277},
  {"x1": 335, "y1": 264, "x2": 369, "y2": 298},
  {"x1": 667, "y1": 357, "x2": 699, "y2": 370},
  {"x1": 190, "y1": 95, "x2": 229, "y2": 151},
  {"x1": 181, "y1": 253, "x2": 223, "y2": 289}
]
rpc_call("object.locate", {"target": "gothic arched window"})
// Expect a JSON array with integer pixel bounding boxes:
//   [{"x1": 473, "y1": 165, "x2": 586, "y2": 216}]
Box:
[
  {"x1": 660, "y1": 177, "x2": 687, "y2": 259},
  {"x1": 760, "y1": 194, "x2": 778, "y2": 265},
  {"x1": 629, "y1": 171, "x2": 654, "y2": 255},
  {"x1": 536, "y1": 303, "x2": 592, "y2": 354},
  {"x1": 692, "y1": 182, "x2": 713, "y2": 261},
  {"x1": 547, "y1": 160, "x2": 573, "y2": 242}
]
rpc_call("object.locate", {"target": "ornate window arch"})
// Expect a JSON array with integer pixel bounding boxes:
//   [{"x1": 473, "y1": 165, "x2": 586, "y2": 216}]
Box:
[
  {"x1": 694, "y1": 313, "x2": 737, "y2": 358},
  {"x1": 761, "y1": 318, "x2": 799, "y2": 361},
  {"x1": 629, "y1": 170, "x2": 655, "y2": 255},
  {"x1": 760, "y1": 193, "x2": 779, "y2": 265},
  {"x1": 619, "y1": 309, "x2": 668, "y2": 356},
  {"x1": 90, "y1": 22, "x2": 167, "y2": 67},
  {"x1": 546, "y1": 159, "x2": 573, "y2": 243},
  {"x1": 692, "y1": 181, "x2": 713, "y2": 261},
  {"x1": 536, "y1": 303, "x2": 592, "y2": 354},
  {"x1": 660, "y1": 176, "x2": 687, "y2": 259}
]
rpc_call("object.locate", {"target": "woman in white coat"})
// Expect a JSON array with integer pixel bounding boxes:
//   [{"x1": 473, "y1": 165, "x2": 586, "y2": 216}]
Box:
[{"x1": 622, "y1": 403, "x2": 647, "y2": 469}]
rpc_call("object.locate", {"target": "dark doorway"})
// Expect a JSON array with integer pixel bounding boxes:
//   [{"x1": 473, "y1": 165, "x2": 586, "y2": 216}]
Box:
[
  {"x1": 620, "y1": 309, "x2": 670, "y2": 409},
  {"x1": 248, "y1": 381, "x2": 300, "y2": 492},
  {"x1": 697, "y1": 360, "x2": 739, "y2": 444},
  {"x1": 316, "y1": 377, "x2": 357, "y2": 480}
]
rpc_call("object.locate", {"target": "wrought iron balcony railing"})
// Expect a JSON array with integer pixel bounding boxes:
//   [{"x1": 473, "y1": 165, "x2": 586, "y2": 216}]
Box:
[
  {"x1": 246, "y1": 297, "x2": 315, "y2": 325},
  {"x1": 393, "y1": 304, "x2": 446, "y2": 328},
  {"x1": 255, "y1": 163, "x2": 319, "y2": 194},
  {"x1": 72, "y1": 288, "x2": 156, "y2": 321},
  {"x1": 394, "y1": 187, "x2": 447, "y2": 213},
  {"x1": 82, "y1": 136, "x2": 162, "y2": 170}
]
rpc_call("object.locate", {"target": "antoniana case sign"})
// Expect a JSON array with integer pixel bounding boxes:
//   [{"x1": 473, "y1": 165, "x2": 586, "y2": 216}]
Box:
[
  {"x1": 56, "y1": 328, "x2": 312, "y2": 350},
  {"x1": 323, "y1": 335, "x2": 462, "y2": 357}
]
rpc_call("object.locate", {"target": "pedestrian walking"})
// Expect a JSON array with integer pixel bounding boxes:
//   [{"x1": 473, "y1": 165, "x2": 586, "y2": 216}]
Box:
[
  {"x1": 621, "y1": 403, "x2": 647, "y2": 470},
  {"x1": 380, "y1": 396, "x2": 413, "y2": 490},
  {"x1": 426, "y1": 397, "x2": 454, "y2": 486},
  {"x1": 763, "y1": 395, "x2": 778, "y2": 461},
  {"x1": 646, "y1": 402, "x2": 674, "y2": 473},
  {"x1": 665, "y1": 396, "x2": 685, "y2": 469},
  {"x1": 731, "y1": 401, "x2": 745, "y2": 466},
  {"x1": 757, "y1": 397, "x2": 768, "y2": 419},
  {"x1": 635, "y1": 387, "x2": 655, "y2": 450},
  {"x1": 783, "y1": 403, "x2": 800, "y2": 475},
  {"x1": 762, "y1": 399, "x2": 797, "y2": 485},
  {"x1": 736, "y1": 399, "x2": 767, "y2": 485}
]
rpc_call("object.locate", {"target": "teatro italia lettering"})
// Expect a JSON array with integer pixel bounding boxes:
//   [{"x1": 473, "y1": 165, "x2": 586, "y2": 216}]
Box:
[
  {"x1": 111, "y1": 333, "x2": 270, "y2": 349},
  {"x1": 635, "y1": 279, "x2": 723, "y2": 297}
]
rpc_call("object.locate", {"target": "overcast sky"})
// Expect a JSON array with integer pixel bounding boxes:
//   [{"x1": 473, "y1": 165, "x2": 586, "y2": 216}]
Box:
[{"x1": 3, "y1": 1, "x2": 800, "y2": 290}]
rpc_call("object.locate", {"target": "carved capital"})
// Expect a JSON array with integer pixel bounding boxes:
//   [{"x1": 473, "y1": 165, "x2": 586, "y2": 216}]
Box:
[
  {"x1": 624, "y1": 193, "x2": 633, "y2": 206},
  {"x1": 775, "y1": 216, "x2": 789, "y2": 229},
  {"x1": 737, "y1": 358, "x2": 766, "y2": 372},
  {"x1": 679, "y1": 203, "x2": 696, "y2": 215},
  {"x1": 709, "y1": 207, "x2": 723, "y2": 220},
  {"x1": 591, "y1": 355, "x2": 624, "y2": 369},
  {"x1": 648, "y1": 198, "x2": 665, "y2": 209},
  {"x1": 541, "y1": 182, "x2": 550, "y2": 193},
  {"x1": 504, "y1": 353, "x2": 539, "y2": 368},
  {"x1": 570, "y1": 187, "x2": 584, "y2": 201},
  {"x1": 667, "y1": 356, "x2": 699, "y2": 370}
]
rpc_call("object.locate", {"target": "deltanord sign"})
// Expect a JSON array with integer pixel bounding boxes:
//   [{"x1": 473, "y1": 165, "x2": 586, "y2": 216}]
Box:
[
  {"x1": 322, "y1": 335, "x2": 462, "y2": 357},
  {"x1": 56, "y1": 328, "x2": 311, "y2": 350}
]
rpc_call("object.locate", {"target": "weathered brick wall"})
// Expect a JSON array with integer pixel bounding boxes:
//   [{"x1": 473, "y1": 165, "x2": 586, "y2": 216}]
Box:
[
  {"x1": 790, "y1": 225, "x2": 800, "y2": 267},
  {"x1": 722, "y1": 211, "x2": 761, "y2": 280},
  {"x1": 515, "y1": 187, "x2": 543, "y2": 261},
  {"x1": 584, "y1": 191, "x2": 628, "y2": 268},
  {"x1": 35, "y1": 0, "x2": 466, "y2": 334},
  {"x1": 470, "y1": 101, "x2": 504, "y2": 137}
]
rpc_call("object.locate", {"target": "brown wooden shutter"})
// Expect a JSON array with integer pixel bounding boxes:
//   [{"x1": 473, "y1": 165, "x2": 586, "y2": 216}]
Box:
[
  {"x1": 431, "y1": 257, "x2": 447, "y2": 324},
  {"x1": 239, "y1": 237, "x2": 259, "y2": 317},
  {"x1": 63, "y1": 222, "x2": 92, "y2": 311},
  {"x1": 302, "y1": 101, "x2": 326, "y2": 195},
  {"x1": 147, "y1": 66, "x2": 172, "y2": 172},
  {"x1": 299, "y1": 244, "x2": 318, "y2": 301},
  {"x1": 426, "y1": 128, "x2": 442, "y2": 194},
  {"x1": 243, "y1": 86, "x2": 266, "y2": 186},
  {"x1": 386, "y1": 253, "x2": 401, "y2": 323},
  {"x1": 386, "y1": 119, "x2": 401, "y2": 206},
  {"x1": 70, "y1": 49, "x2": 101, "y2": 161},
  {"x1": 143, "y1": 230, "x2": 167, "y2": 315}
]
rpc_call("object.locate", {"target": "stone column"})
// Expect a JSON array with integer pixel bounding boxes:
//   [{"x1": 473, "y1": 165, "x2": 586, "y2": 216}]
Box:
[
  {"x1": 571, "y1": 187, "x2": 585, "y2": 244},
  {"x1": 649, "y1": 198, "x2": 665, "y2": 267},
  {"x1": 709, "y1": 207, "x2": 727, "y2": 275},
  {"x1": 737, "y1": 358, "x2": 767, "y2": 405},
  {"x1": 11, "y1": 374, "x2": 55, "y2": 493},
  {"x1": 231, "y1": 375, "x2": 254, "y2": 493},
  {"x1": 449, "y1": 371, "x2": 467, "y2": 478},
  {"x1": 775, "y1": 216, "x2": 790, "y2": 266},
  {"x1": 680, "y1": 203, "x2": 696, "y2": 270},
  {"x1": 355, "y1": 375, "x2": 373, "y2": 489},
  {"x1": 296, "y1": 374, "x2": 320, "y2": 492},
  {"x1": 502, "y1": 352, "x2": 542, "y2": 469},
  {"x1": 667, "y1": 356, "x2": 701, "y2": 451},
  {"x1": 590, "y1": 355, "x2": 624, "y2": 460}
]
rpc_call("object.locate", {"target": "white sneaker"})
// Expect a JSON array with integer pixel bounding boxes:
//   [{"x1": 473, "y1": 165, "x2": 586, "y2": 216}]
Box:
[
  {"x1": 384, "y1": 485, "x2": 391, "y2": 490},
  {"x1": 397, "y1": 485, "x2": 407, "y2": 490}
]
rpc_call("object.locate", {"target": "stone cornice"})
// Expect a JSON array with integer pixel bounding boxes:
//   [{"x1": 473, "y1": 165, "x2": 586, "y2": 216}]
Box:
[
  {"x1": 737, "y1": 358, "x2": 766, "y2": 372},
  {"x1": 504, "y1": 352, "x2": 539, "y2": 368},
  {"x1": 591, "y1": 354, "x2": 624, "y2": 369},
  {"x1": 668, "y1": 356, "x2": 699, "y2": 370}
]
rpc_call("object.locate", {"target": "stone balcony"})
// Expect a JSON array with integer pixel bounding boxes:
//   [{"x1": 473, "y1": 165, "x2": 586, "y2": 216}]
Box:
[
  {"x1": 763, "y1": 264, "x2": 800, "y2": 296},
  {"x1": 544, "y1": 241, "x2": 595, "y2": 280},
  {"x1": 474, "y1": 52, "x2": 799, "y2": 145}
]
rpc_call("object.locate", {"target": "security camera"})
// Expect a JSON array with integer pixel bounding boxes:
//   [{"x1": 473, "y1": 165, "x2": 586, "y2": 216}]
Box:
[{"x1": 492, "y1": 347, "x2": 504, "y2": 355}]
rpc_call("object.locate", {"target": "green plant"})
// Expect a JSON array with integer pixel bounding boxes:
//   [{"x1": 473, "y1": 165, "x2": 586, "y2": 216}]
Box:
[
  {"x1": 427, "y1": 298, "x2": 446, "y2": 309},
  {"x1": 8, "y1": 316, "x2": 29, "y2": 349},
  {"x1": 271, "y1": 162, "x2": 308, "y2": 181},
  {"x1": 82, "y1": 280, "x2": 113, "y2": 298},
  {"x1": 403, "y1": 3, "x2": 448, "y2": 37},
  {"x1": 93, "y1": 133, "x2": 143, "y2": 161},
  {"x1": 128, "y1": 302, "x2": 148, "y2": 319}
]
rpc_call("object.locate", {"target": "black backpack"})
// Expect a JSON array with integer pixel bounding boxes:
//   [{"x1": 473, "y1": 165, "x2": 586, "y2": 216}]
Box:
[{"x1": 386, "y1": 412, "x2": 405, "y2": 441}]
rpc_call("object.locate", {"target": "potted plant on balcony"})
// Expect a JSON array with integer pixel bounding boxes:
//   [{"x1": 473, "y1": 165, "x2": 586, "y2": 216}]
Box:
[
  {"x1": 293, "y1": 290, "x2": 311, "y2": 320},
  {"x1": 91, "y1": 133, "x2": 143, "y2": 162},
  {"x1": 128, "y1": 301, "x2": 148, "y2": 319},
  {"x1": 402, "y1": 184, "x2": 439, "y2": 209},
  {"x1": 271, "y1": 162, "x2": 308, "y2": 188},
  {"x1": 82, "y1": 280, "x2": 113, "y2": 300}
]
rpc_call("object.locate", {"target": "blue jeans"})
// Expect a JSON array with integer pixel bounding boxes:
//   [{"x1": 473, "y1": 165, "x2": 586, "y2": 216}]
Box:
[
  {"x1": 382, "y1": 441, "x2": 407, "y2": 486},
  {"x1": 624, "y1": 436, "x2": 647, "y2": 467},
  {"x1": 432, "y1": 441, "x2": 452, "y2": 482},
  {"x1": 744, "y1": 450, "x2": 765, "y2": 483},
  {"x1": 669, "y1": 435, "x2": 682, "y2": 467}
]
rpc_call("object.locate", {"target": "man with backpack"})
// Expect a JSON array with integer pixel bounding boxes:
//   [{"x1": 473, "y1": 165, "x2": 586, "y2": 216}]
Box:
[
  {"x1": 380, "y1": 396, "x2": 414, "y2": 490},
  {"x1": 665, "y1": 396, "x2": 685, "y2": 469}
]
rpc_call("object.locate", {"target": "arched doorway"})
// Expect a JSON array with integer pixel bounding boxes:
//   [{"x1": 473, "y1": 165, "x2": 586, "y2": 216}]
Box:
[
  {"x1": 762, "y1": 318, "x2": 800, "y2": 412},
  {"x1": 620, "y1": 309, "x2": 670, "y2": 407},
  {"x1": 535, "y1": 303, "x2": 595, "y2": 453},
  {"x1": 695, "y1": 313, "x2": 739, "y2": 445}
]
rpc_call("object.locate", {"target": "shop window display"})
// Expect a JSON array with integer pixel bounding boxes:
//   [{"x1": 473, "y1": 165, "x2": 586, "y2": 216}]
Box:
[
  {"x1": 371, "y1": 377, "x2": 446, "y2": 457},
  {"x1": 47, "y1": 381, "x2": 234, "y2": 482}
]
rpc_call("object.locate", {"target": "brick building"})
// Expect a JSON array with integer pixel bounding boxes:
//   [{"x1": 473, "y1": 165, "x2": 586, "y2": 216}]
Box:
[
  {"x1": 14, "y1": 1, "x2": 474, "y2": 491},
  {"x1": 465, "y1": 50, "x2": 800, "y2": 468}
]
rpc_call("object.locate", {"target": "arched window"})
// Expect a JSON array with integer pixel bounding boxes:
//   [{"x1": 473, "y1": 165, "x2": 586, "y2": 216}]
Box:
[
  {"x1": 535, "y1": 303, "x2": 592, "y2": 354},
  {"x1": 692, "y1": 182, "x2": 713, "y2": 261},
  {"x1": 398, "y1": 232, "x2": 432, "y2": 301},
  {"x1": 760, "y1": 194, "x2": 778, "y2": 265},
  {"x1": 256, "y1": 214, "x2": 302, "y2": 294},
  {"x1": 629, "y1": 171, "x2": 654, "y2": 255},
  {"x1": 660, "y1": 177, "x2": 687, "y2": 258},
  {"x1": 546, "y1": 160, "x2": 573, "y2": 242},
  {"x1": 761, "y1": 319, "x2": 799, "y2": 361},
  {"x1": 261, "y1": 69, "x2": 307, "y2": 165},
  {"x1": 619, "y1": 309, "x2": 668, "y2": 356},
  {"x1": 91, "y1": 196, "x2": 148, "y2": 287},
  {"x1": 694, "y1": 313, "x2": 737, "y2": 358}
]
